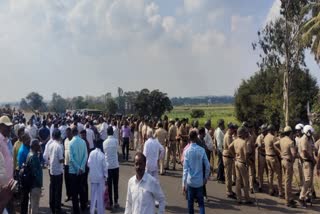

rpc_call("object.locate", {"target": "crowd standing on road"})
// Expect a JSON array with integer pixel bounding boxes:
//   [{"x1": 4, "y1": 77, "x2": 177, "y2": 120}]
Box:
[{"x1": 0, "y1": 110, "x2": 320, "y2": 213}]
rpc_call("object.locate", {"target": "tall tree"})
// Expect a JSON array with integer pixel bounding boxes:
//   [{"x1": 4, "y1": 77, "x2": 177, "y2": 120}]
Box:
[
  {"x1": 49, "y1": 93, "x2": 68, "y2": 113},
  {"x1": 254, "y1": 0, "x2": 308, "y2": 126},
  {"x1": 301, "y1": 0, "x2": 320, "y2": 63},
  {"x1": 24, "y1": 92, "x2": 47, "y2": 112}
]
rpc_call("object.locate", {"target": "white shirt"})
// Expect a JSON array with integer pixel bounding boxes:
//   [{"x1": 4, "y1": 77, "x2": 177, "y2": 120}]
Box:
[
  {"x1": 46, "y1": 140, "x2": 64, "y2": 176},
  {"x1": 77, "y1": 123, "x2": 85, "y2": 132},
  {"x1": 125, "y1": 173, "x2": 166, "y2": 214},
  {"x1": 86, "y1": 128, "x2": 95, "y2": 150},
  {"x1": 214, "y1": 127, "x2": 224, "y2": 152},
  {"x1": 99, "y1": 122, "x2": 108, "y2": 140},
  {"x1": 103, "y1": 136, "x2": 119, "y2": 169},
  {"x1": 113, "y1": 126, "x2": 119, "y2": 140},
  {"x1": 88, "y1": 148, "x2": 108, "y2": 183},
  {"x1": 50, "y1": 124, "x2": 55, "y2": 138},
  {"x1": 25, "y1": 124, "x2": 38, "y2": 140},
  {"x1": 43, "y1": 139, "x2": 54, "y2": 164},
  {"x1": 64, "y1": 138, "x2": 71, "y2": 165},
  {"x1": 59, "y1": 125, "x2": 68, "y2": 140},
  {"x1": 143, "y1": 138, "x2": 165, "y2": 172},
  {"x1": 204, "y1": 128, "x2": 214, "y2": 151}
]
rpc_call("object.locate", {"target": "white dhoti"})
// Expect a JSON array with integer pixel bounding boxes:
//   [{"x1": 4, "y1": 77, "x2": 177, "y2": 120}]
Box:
[{"x1": 90, "y1": 181, "x2": 105, "y2": 214}]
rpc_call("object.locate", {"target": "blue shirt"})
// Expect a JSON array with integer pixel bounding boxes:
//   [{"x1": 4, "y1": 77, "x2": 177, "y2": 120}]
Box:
[
  {"x1": 69, "y1": 135, "x2": 88, "y2": 174},
  {"x1": 7, "y1": 139, "x2": 13, "y2": 155},
  {"x1": 183, "y1": 143, "x2": 210, "y2": 188},
  {"x1": 17, "y1": 144, "x2": 30, "y2": 169}
]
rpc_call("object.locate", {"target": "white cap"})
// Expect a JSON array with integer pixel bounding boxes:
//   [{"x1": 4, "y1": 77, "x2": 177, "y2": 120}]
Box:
[
  {"x1": 303, "y1": 125, "x2": 314, "y2": 136},
  {"x1": 295, "y1": 123, "x2": 304, "y2": 131}
]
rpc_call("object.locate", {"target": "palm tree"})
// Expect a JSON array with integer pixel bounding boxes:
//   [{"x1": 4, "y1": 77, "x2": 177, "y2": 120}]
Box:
[{"x1": 301, "y1": 1, "x2": 320, "y2": 63}]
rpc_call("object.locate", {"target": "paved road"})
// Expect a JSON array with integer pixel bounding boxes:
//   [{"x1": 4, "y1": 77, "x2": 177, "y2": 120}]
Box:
[{"x1": 38, "y1": 149, "x2": 320, "y2": 214}]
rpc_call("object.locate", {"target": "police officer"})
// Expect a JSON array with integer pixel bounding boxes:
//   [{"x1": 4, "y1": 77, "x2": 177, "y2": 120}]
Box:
[
  {"x1": 256, "y1": 124, "x2": 268, "y2": 192},
  {"x1": 264, "y1": 125, "x2": 283, "y2": 197},
  {"x1": 155, "y1": 122, "x2": 168, "y2": 175},
  {"x1": 299, "y1": 125, "x2": 316, "y2": 208},
  {"x1": 244, "y1": 122, "x2": 257, "y2": 193},
  {"x1": 229, "y1": 126, "x2": 253, "y2": 205},
  {"x1": 223, "y1": 123, "x2": 237, "y2": 199},
  {"x1": 166, "y1": 119, "x2": 178, "y2": 170},
  {"x1": 275, "y1": 126, "x2": 297, "y2": 207}
]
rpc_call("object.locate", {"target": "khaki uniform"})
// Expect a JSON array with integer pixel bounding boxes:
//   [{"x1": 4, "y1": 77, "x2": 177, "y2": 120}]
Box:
[
  {"x1": 247, "y1": 133, "x2": 257, "y2": 189},
  {"x1": 256, "y1": 134, "x2": 268, "y2": 189},
  {"x1": 276, "y1": 136, "x2": 295, "y2": 204},
  {"x1": 155, "y1": 128, "x2": 168, "y2": 174},
  {"x1": 299, "y1": 135, "x2": 315, "y2": 200},
  {"x1": 166, "y1": 124, "x2": 177, "y2": 169},
  {"x1": 229, "y1": 138, "x2": 250, "y2": 203},
  {"x1": 295, "y1": 136, "x2": 304, "y2": 187},
  {"x1": 178, "y1": 125, "x2": 188, "y2": 159},
  {"x1": 223, "y1": 130, "x2": 235, "y2": 195},
  {"x1": 265, "y1": 133, "x2": 283, "y2": 195}
]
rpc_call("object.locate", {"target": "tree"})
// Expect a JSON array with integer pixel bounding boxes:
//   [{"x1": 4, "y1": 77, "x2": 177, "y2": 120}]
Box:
[
  {"x1": 22, "y1": 92, "x2": 47, "y2": 112},
  {"x1": 191, "y1": 109, "x2": 205, "y2": 118},
  {"x1": 235, "y1": 68, "x2": 318, "y2": 129},
  {"x1": 49, "y1": 93, "x2": 68, "y2": 113},
  {"x1": 70, "y1": 96, "x2": 88, "y2": 110},
  {"x1": 253, "y1": 0, "x2": 308, "y2": 126},
  {"x1": 301, "y1": 0, "x2": 320, "y2": 63},
  {"x1": 134, "y1": 89, "x2": 173, "y2": 118},
  {"x1": 106, "y1": 98, "x2": 118, "y2": 114}
]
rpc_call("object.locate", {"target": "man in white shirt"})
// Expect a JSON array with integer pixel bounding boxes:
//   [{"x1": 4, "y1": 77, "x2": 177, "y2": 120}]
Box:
[
  {"x1": 214, "y1": 119, "x2": 225, "y2": 183},
  {"x1": 125, "y1": 152, "x2": 165, "y2": 214},
  {"x1": 204, "y1": 121, "x2": 214, "y2": 176},
  {"x1": 103, "y1": 127, "x2": 120, "y2": 210},
  {"x1": 59, "y1": 120, "x2": 68, "y2": 140},
  {"x1": 85, "y1": 124, "x2": 95, "y2": 151},
  {"x1": 63, "y1": 128, "x2": 72, "y2": 202},
  {"x1": 25, "y1": 119, "x2": 38, "y2": 140},
  {"x1": 46, "y1": 129, "x2": 64, "y2": 214},
  {"x1": 99, "y1": 118, "x2": 108, "y2": 141},
  {"x1": 88, "y1": 145, "x2": 108, "y2": 214},
  {"x1": 143, "y1": 130, "x2": 165, "y2": 181}
]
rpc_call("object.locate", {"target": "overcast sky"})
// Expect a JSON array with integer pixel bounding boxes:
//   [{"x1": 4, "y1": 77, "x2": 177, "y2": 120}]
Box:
[{"x1": 0, "y1": 0, "x2": 319, "y2": 102}]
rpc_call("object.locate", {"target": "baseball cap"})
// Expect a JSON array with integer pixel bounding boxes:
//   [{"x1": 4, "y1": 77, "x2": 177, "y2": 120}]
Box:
[{"x1": 0, "y1": 116, "x2": 13, "y2": 126}]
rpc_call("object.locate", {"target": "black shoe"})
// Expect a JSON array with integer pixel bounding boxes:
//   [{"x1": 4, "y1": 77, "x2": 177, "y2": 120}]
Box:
[
  {"x1": 290, "y1": 200, "x2": 297, "y2": 205},
  {"x1": 243, "y1": 201, "x2": 253, "y2": 205},
  {"x1": 298, "y1": 199, "x2": 307, "y2": 208},
  {"x1": 114, "y1": 203, "x2": 120, "y2": 209},
  {"x1": 227, "y1": 194, "x2": 237, "y2": 199},
  {"x1": 258, "y1": 187, "x2": 262, "y2": 193},
  {"x1": 232, "y1": 182, "x2": 236, "y2": 186}
]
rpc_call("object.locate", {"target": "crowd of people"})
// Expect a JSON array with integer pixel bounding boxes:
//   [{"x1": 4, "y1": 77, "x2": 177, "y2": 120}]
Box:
[{"x1": 0, "y1": 110, "x2": 319, "y2": 213}]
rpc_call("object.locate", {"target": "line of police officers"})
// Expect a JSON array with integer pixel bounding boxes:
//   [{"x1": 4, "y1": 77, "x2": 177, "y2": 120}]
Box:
[{"x1": 222, "y1": 122, "x2": 319, "y2": 208}]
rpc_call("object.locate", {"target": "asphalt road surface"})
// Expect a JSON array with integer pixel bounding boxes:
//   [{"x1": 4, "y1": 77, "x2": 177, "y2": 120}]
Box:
[{"x1": 37, "y1": 149, "x2": 320, "y2": 214}]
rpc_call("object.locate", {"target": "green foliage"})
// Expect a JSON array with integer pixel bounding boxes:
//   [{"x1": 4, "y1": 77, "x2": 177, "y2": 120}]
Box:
[
  {"x1": 135, "y1": 89, "x2": 173, "y2": 118},
  {"x1": 105, "y1": 98, "x2": 118, "y2": 115},
  {"x1": 20, "y1": 92, "x2": 47, "y2": 112},
  {"x1": 49, "y1": 93, "x2": 68, "y2": 113},
  {"x1": 190, "y1": 109, "x2": 205, "y2": 118},
  {"x1": 235, "y1": 68, "x2": 318, "y2": 129}
]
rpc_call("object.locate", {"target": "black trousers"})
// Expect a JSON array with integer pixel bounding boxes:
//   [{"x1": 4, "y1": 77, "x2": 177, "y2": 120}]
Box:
[
  {"x1": 217, "y1": 151, "x2": 225, "y2": 181},
  {"x1": 64, "y1": 165, "x2": 72, "y2": 198},
  {"x1": 122, "y1": 137, "x2": 129, "y2": 160},
  {"x1": 20, "y1": 186, "x2": 30, "y2": 214},
  {"x1": 70, "y1": 173, "x2": 87, "y2": 214},
  {"x1": 49, "y1": 174, "x2": 63, "y2": 214},
  {"x1": 107, "y1": 168, "x2": 119, "y2": 206}
]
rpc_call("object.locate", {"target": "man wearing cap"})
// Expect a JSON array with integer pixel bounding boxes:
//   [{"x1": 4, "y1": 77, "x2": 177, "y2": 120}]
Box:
[
  {"x1": 214, "y1": 119, "x2": 225, "y2": 183},
  {"x1": 223, "y1": 123, "x2": 237, "y2": 199},
  {"x1": 275, "y1": 126, "x2": 296, "y2": 207},
  {"x1": 256, "y1": 124, "x2": 268, "y2": 192},
  {"x1": 154, "y1": 122, "x2": 168, "y2": 175},
  {"x1": 294, "y1": 124, "x2": 304, "y2": 190},
  {"x1": 264, "y1": 125, "x2": 283, "y2": 197},
  {"x1": 0, "y1": 116, "x2": 14, "y2": 185},
  {"x1": 299, "y1": 125, "x2": 316, "y2": 208},
  {"x1": 178, "y1": 119, "x2": 189, "y2": 162},
  {"x1": 228, "y1": 127, "x2": 252, "y2": 204},
  {"x1": 166, "y1": 120, "x2": 178, "y2": 170}
]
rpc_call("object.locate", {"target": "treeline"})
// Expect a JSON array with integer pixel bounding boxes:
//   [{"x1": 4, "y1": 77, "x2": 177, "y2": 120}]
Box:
[
  {"x1": 171, "y1": 96, "x2": 234, "y2": 106},
  {"x1": 19, "y1": 88, "x2": 173, "y2": 118}
]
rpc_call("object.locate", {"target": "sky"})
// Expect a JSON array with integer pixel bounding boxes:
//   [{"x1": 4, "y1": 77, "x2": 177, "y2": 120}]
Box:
[{"x1": 0, "y1": 0, "x2": 319, "y2": 102}]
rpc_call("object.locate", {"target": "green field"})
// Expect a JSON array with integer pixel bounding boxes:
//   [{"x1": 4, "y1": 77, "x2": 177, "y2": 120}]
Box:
[{"x1": 166, "y1": 105, "x2": 238, "y2": 128}]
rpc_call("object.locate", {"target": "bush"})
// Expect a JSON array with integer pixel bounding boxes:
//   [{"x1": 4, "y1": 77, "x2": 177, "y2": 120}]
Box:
[{"x1": 190, "y1": 109, "x2": 205, "y2": 118}]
